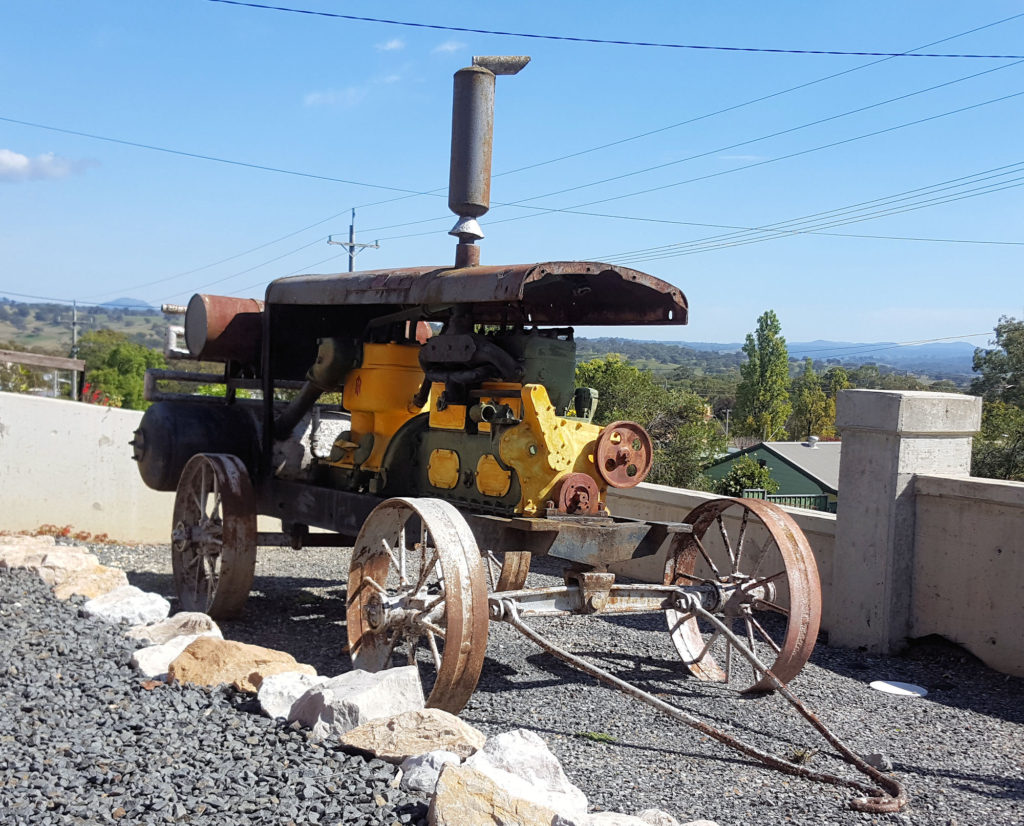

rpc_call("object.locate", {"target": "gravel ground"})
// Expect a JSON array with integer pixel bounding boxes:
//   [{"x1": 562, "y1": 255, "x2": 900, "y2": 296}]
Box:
[{"x1": 26, "y1": 540, "x2": 1024, "y2": 825}]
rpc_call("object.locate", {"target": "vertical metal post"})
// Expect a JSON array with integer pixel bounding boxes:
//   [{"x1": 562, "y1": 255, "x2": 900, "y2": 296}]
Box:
[
  {"x1": 70, "y1": 301, "x2": 79, "y2": 400},
  {"x1": 349, "y1": 209, "x2": 356, "y2": 273}
]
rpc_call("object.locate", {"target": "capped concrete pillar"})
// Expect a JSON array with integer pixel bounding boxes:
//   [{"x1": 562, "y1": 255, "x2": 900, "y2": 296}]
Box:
[{"x1": 828, "y1": 390, "x2": 982, "y2": 653}]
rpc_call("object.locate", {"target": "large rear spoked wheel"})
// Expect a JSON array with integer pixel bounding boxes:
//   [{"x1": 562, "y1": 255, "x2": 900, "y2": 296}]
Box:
[
  {"x1": 171, "y1": 453, "x2": 257, "y2": 619},
  {"x1": 665, "y1": 498, "x2": 821, "y2": 693},
  {"x1": 347, "y1": 497, "x2": 488, "y2": 714}
]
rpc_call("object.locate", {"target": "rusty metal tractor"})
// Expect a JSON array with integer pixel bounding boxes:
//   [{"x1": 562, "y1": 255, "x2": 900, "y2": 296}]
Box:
[{"x1": 131, "y1": 56, "x2": 904, "y2": 811}]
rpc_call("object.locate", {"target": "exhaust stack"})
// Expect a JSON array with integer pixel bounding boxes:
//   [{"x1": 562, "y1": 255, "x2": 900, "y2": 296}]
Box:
[{"x1": 448, "y1": 55, "x2": 530, "y2": 268}]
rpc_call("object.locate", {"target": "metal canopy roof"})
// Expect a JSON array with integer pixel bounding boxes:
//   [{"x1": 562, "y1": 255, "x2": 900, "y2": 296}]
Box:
[{"x1": 265, "y1": 261, "x2": 688, "y2": 326}]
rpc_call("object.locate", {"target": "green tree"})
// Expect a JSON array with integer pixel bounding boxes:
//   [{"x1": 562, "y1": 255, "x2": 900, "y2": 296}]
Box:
[
  {"x1": 574, "y1": 354, "x2": 667, "y2": 425},
  {"x1": 574, "y1": 355, "x2": 723, "y2": 489},
  {"x1": 734, "y1": 310, "x2": 791, "y2": 440},
  {"x1": 79, "y1": 329, "x2": 164, "y2": 409},
  {"x1": 971, "y1": 400, "x2": 1024, "y2": 481},
  {"x1": 713, "y1": 455, "x2": 779, "y2": 497},
  {"x1": 788, "y1": 358, "x2": 830, "y2": 440},
  {"x1": 970, "y1": 316, "x2": 1024, "y2": 407}
]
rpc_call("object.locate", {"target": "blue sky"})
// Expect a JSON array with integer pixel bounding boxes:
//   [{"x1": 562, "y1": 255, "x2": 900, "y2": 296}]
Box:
[{"x1": 1, "y1": 1, "x2": 1022, "y2": 345}]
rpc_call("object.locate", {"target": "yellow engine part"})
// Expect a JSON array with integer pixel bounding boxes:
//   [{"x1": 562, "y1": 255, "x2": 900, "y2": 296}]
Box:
[
  {"x1": 428, "y1": 449, "x2": 461, "y2": 490},
  {"x1": 428, "y1": 383, "x2": 468, "y2": 431},
  {"x1": 332, "y1": 342, "x2": 426, "y2": 471},
  {"x1": 499, "y1": 383, "x2": 606, "y2": 516},
  {"x1": 476, "y1": 454, "x2": 511, "y2": 497}
]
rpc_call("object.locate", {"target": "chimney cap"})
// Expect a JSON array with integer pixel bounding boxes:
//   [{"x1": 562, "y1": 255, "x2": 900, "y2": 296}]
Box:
[{"x1": 472, "y1": 55, "x2": 531, "y2": 75}]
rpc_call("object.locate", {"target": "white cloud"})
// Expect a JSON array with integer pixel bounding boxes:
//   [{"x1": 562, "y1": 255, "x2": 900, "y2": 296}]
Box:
[
  {"x1": 376, "y1": 38, "x2": 405, "y2": 51},
  {"x1": 432, "y1": 40, "x2": 466, "y2": 54},
  {"x1": 303, "y1": 86, "x2": 368, "y2": 108},
  {"x1": 0, "y1": 149, "x2": 92, "y2": 183},
  {"x1": 379, "y1": 74, "x2": 402, "y2": 85}
]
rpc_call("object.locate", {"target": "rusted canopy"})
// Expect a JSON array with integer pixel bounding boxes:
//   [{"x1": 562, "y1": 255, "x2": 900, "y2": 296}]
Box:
[{"x1": 265, "y1": 262, "x2": 688, "y2": 325}]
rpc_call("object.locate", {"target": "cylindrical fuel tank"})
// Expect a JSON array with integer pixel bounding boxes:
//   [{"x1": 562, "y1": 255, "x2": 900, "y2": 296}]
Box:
[
  {"x1": 131, "y1": 401, "x2": 261, "y2": 491},
  {"x1": 185, "y1": 294, "x2": 264, "y2": 366}
]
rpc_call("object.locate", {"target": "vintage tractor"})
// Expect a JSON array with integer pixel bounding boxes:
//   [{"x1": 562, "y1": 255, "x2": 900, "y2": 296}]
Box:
[{"x1": 130, "y1": 57, "x2": 907, "y2": 811}]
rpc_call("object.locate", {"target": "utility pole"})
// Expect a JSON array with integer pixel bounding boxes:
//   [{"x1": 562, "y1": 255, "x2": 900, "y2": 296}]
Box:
[
  {"x1": 328, "y1": 209, "x2": 380, "y2": 272},
  {"x1": 70, "y1": 300, "x2": 80, "y2": 399},
  {"x1": 724, "y1": 408, "x2": 731, "y2": 440}
]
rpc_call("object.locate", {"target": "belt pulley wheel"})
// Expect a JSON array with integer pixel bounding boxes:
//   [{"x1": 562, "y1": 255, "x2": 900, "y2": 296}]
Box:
[
  {"x1": 171, "y1": 453, "x2": 257, "y2": 619},
  {"x1": 595, "y1": 421, "x2": 654, "y2": 488},
  {"x1": 664, "y1": 497, "x2": 822, "y2": 693},
  {"x1": 555, "y1": 472, "x2": 601, "y2": 515},
  {"x1": 347, "y1": 497, "x2": 489, "y2": 714}
]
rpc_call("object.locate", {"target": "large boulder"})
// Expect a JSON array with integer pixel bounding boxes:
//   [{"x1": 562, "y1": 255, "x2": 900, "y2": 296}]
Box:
[
  {"x1": 429, "y1": 763, "x2": 569, "y2": 826},
  {"x1": 464, "y1": 729, "x2": 588, "y2": 819},
  {"x1": 340, "y1": 708, "x2": 485, "y2": 763},
  {"x1": 167, "y1": 637, "x2": 316, "y2": 693},
  {"x1": 288, "y1": 667, "x2": 424, "y2": 739},
  {"x1": 53, "y1": 565, "x2": 129, "y2": 600},
  {"x1": 131, "y1": 632, "x2": 223, "y2": 680},
  {"x1": 0, "y1": 534, "x2": 55, "y2": 549},
  {"x1": 82, "y1": 585, "x2": 171, "y2": 626},
  {"x1": 126, "y1": 612, "x2": 222, "y2": 645},
  {"x1": 257, "y1": 672, "x2": 328, "y2": 720}
]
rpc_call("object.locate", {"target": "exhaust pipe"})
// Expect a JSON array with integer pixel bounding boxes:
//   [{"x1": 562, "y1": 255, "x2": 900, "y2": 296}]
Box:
[{"x1": 448, "y1": 55, "x2": 530, "y2": 268}]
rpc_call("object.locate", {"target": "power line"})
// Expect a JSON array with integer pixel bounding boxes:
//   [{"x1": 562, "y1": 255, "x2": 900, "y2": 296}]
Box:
[
  {"x1": 491, "y1": 11, "x2": 1024, "y2": 178},
  {"x1": 0, "y1": 115, "x2": 445, "y2": 197},
  {"x1": 202, "y1": 0, "x2": 1024, "y2": 59},
  {"x1": 372, "y1": 87, "x2": 1024, "y2": 243},
  {"x1": 504, "y1": 59, "x2": 1024, "y2": 207},
  {"x1": 598, "y1": 162, "x2": 1024, "y2": 263}
]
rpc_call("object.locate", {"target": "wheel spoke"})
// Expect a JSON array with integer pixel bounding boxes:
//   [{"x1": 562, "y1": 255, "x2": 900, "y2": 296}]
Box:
[
  {"x1": 754, "y1": 598, "x2": 790, "y2": 617},
  {"x1": 381, "y1": 538, "x2": 404, "y2": 582},
  {"x1": 716, "y1": 514, "x2": 735, "y2": 567},
  {"x1": 745, "y1": 615, "x2": 759, "y2": 684},
  {"x1": 398, "y1": 527, "x2": 408, "y2": 585},
  {"x1": 412, "y1": 548, "x2": 440, "y2": 595},
  {"x1": 426, "y1": 631, "x2": 442, "y2": 669},
  {"x1": 692, "y1": 535, "x2": 722, "y2": 579},
  {"x1": 734, "y1": 509, "x2": 750, "y2": 571},
  {"x1": 694, "y1": 628, "x2": 721, "y2": 664},
  {"x1": 747, "y1": 609, "x2": 783, "y2": 654}
]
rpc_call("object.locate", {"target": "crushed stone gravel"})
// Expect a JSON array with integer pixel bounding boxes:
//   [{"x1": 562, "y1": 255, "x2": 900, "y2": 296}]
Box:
[{"x1": 21, "y1": 539, "x2": 1024, "y2": 824}]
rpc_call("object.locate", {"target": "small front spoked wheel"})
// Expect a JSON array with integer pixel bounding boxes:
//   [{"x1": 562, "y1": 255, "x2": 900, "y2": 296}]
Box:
[
  {"x1": 171, "y1": 453, "x2": 257, "y2": 619},
  {"x1": 347, "y1": 497, "x2": 488, "y2": 714}
]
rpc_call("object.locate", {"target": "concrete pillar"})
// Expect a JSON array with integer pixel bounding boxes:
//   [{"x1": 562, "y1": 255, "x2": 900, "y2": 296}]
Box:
[{"x1": 828, "y1": 390, "x2": 981, "y2": 653}]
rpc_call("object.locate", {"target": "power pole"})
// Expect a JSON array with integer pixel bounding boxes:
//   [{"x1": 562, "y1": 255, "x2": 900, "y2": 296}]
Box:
[
  {"x1": 70, "y1": 301, "x2": 80, "y2": 399},
  {"x1": 328, "y1": 209, "x2": 380, "y2": 272}
]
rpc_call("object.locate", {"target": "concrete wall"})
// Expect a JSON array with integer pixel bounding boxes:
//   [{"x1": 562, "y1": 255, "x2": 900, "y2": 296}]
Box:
[
  {"x1": 0, "y1": 392, "x2": 174, "y2": 542},
  {"x1": 912, "y1": 473, "x2": 1024, "y2": 677}
]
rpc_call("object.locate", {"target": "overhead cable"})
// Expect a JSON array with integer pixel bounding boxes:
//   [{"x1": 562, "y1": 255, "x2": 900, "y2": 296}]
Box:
[{"x1": 202, "y1": 0, "x2": 1024, "y2": 59}]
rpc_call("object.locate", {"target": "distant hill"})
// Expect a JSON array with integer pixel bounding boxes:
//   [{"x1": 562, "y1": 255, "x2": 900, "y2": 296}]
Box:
[
  {"x1": 577, "y1": 337, "x2": 978, "y2": 384},
  {"x1": 100, "y1": 297, "x2": 153, "y2": 309},
  {"x1": 0, "y1": 300, "x2": 164, "y2": 351}
]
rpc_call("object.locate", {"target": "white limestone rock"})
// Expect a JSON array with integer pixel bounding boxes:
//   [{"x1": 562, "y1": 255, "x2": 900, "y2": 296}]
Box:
[
  {"x1": 258, "y1": 671, "x2": 328, "y2": 720},
  {"x1": 635, "y1": 811, "x2": 683, "y2": 826},
  {"x1": 430, "y1": 763, "x2": 563, "y2": 826},
  {"x1": 553, "y1": 815, "x2": 650, "y2": 826},
  {"x1": 0, "y1": 545, "x2": 99, "y2": 585},
  {"x1": 465, "y1": 729, "x2": 588, "y2": 821},
  {"x1": 288, "y1": 667, "x2": 424, "y2": 739},
  {"x1": 400, "y1": 750, "x2": 461, "y2": 795},
  {"x1": 82, "y1": 585, "x2": 170, "y2": 626},
  {"x1": 127, "y1": 612, "x2": 222, "y2": 645},
  {"x1": 130, "y1": 632, "x2": 222, "y2": 680}
]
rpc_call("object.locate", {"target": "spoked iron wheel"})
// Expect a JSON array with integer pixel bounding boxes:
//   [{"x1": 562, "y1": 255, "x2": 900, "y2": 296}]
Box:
[
  {"x1": 347, "y1": 497, "x2": 488, "y2": 714},
  {"x1": 171, "y1": 453, "x2": 257, "y2": 619},
  {"x1": 664, "y1": 498, "x2": 821, "y2": 693},
  {"x1": 483, "y1": 550, "x2": 531, "y2": 592}
]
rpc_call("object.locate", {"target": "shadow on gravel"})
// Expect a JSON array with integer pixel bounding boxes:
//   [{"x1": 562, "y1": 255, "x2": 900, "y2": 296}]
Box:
[
  {"x1": 895, "y1": 760, "x2": 1024, "y2": 801},
  {"x1": 808, "y1": 634, "x2": 1024, "y2": 725}
]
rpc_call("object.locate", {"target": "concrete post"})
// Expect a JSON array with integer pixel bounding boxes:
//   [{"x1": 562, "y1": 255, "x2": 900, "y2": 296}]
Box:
[{"x1": 828, "y1": 390, "x2": 982, "y2": 653}]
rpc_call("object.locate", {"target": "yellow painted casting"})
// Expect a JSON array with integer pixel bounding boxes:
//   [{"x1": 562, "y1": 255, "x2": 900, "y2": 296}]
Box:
[
  {"x1": 476, "y1": 454, "x2": 511, "y2": 497},
  {"x1": 330, "y1": 343, "x2": 426, "y2": 470},
  {"x1": 428, "y1": 383, "x2": 468, "y2": 431},
  {"x1": 500, "y1": 383, "x2": 605, "y2": 515},
  {"x1": 428, "y1": 449, "x2": 461, "y2": 490}
]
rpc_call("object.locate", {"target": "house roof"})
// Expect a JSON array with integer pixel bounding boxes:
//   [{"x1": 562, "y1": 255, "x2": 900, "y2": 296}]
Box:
[
  {"x1": 708, "y1": 439, "x2": 842, "y2": 494},
  {"x1": 763, "y1": 441, "x2": 842, "y2": 493}
]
